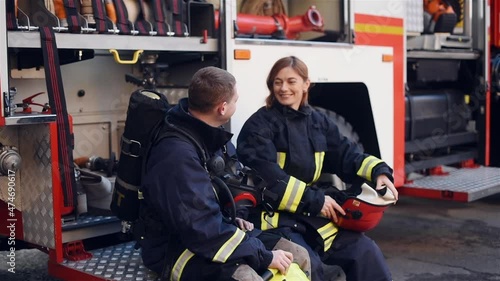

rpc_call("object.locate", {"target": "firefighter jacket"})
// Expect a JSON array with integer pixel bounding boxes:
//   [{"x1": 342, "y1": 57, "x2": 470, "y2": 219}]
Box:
[
  {"x1": 140, "y1": 98, "x2": 273, "y2": 279},
  {"x1": 236, "y1": 103, "x2": 393, "y2": 253}
]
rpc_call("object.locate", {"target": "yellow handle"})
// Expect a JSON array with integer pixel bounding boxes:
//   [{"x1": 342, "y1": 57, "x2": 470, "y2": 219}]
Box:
[{"x1": 109, "y1": 49, "x2": 144, "y2": 64}]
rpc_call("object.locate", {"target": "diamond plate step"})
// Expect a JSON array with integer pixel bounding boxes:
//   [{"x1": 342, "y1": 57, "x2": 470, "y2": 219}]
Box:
[
  {"x1": 402, "y1": 166, "x2": 500, "y2": 202},
  {"x1": 61, "y1": 242, "x2": 157, "y2": 281}
]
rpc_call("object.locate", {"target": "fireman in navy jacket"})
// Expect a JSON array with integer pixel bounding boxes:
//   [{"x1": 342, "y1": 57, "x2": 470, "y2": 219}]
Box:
[
  {"x1": 237, "y1": 56, "x2": 399, "y2": 281},
  {"x1": 140, "y1": 67, "x2": 296, "y2": 280}
]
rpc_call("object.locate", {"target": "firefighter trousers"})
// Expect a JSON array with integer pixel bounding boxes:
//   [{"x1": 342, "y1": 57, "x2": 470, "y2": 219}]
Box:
[
  {"x1": 175, "y1": 237, "x2": 311, "y2": 281},
  {"x1": 285, "y1": 229, "x2": 392, "y2": 281}
]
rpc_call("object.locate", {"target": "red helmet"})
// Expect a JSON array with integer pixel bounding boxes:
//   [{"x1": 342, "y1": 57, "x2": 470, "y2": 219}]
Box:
[{"x1": 336, "y1": 183, "x2": 397, "y2": 232}]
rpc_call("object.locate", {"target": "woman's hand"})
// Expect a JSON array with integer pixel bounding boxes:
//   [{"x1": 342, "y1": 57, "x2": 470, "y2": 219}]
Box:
[
  {"x1": 269, "y1": 249, "x2": 294, "y2": 275},
  {"x1": 376, "y1": 175, "x2": 399, "y2": 200},
  {"x1": 321, "y1": 196, "x2": 346, "y2": 223},
  {"x1": 234, "y1": 217, "x2": 254, "y2": 231}
]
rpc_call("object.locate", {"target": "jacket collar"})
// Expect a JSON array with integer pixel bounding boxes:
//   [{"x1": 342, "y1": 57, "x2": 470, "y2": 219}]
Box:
[
  {"x1": 168, "y1": 98, "x2": 233, "y2": 153},
  {"x1": 271, "y1": 101, "x2": 312, "y2": 118}
]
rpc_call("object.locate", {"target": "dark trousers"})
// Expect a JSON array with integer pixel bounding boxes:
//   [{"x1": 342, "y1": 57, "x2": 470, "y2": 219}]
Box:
[
  {"x1": 286, "y1": 229, "x2": 392, "y2": 281},
  {"x1": 173, "y1": 231, "x2": 284, "y2": 281}
]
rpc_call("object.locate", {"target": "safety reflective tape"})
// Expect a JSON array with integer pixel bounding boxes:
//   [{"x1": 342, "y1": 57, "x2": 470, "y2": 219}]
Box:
[
  {"x1": 312, "y1": 151, "x2": 325, "y2": 183},
  {"x1": 115, "y1": 177, "x2": 139, "y2": 191},
  {"x1": 171, "y1": 249, "x2": 195, "y2": 281},
  {"x1": 356, "y1": 156, "x2": 383, "y2": 182},
  {"x1": 278, "y1": 177, "x2": 306, "y2": 213},
  {"x1": 318, "y1": 222, "x2": 338, "y2": 252},
  {"x1": 277, "y1": 152, "x2": 286, "y2": 169},
  {"x1": 212, "y1": 229, "x2": 246, "y2": 263},
  {"x1": 354, "y1": 23, "x2": 404, "y2": 36},
  {"x1": 323, "y1": 235, "x2": 336, "y2": 252},
  {"x1": 261, "y1": 211, "x2": 279, "y2": 230}
]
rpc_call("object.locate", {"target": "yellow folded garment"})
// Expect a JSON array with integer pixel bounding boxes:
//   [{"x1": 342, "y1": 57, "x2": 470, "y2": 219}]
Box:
[{"x1": 267, "y1": 263, "x2": 309, "y2": 281}]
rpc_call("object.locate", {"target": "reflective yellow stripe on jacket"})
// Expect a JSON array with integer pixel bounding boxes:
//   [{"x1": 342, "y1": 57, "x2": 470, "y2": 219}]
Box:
[
  {"x1": 261, "y1": 211, "x2": 280, "y2": 230},
  {"x1": 278, "y1": 176, "x2": 306, "y2": 213},
  {"x1": 356, "y1": 155, "x2": 383, "y2": 181},
  {"x1": 171, "y1": 249, "x2": 195, "y2": 281},
  {"x1": 212, "y1": 229, "x2": 246, "y2": 263},
  {"x1": 277, "y1": 152, "x2": 286, "y2": 169},
  {"x1": 312, "y1": 152, "x2": 325, "y2": 183},
  {"x1": 318, "y1": 222, "x2": 338, "y2": 252},
  {"x1": 170, "y1": 229, "x2": 246, "y2": 280}
]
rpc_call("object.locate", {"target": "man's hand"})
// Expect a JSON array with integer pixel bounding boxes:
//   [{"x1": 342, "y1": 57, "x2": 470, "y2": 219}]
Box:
[
  {"x1": 269, "y1": 250, "x2": 293, "y2": 275},
  {"x1": 321, "y1": 196, "x2": 346, "y2": 223},
  {"x1": 376, "y1": 174, "x2": 399, "y2": 201},
  {"x1": 235, "y1": 217, "x2": 254, "y2": 231}
]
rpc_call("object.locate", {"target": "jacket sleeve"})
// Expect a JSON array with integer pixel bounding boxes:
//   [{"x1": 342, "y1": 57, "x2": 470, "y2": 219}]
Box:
[
  {"x1": 145, "y1": 138, "x2": 273, "y2": 270},
  {"x1": 320, "y1": 112, "x2": 394, "y2": 183},
  {"x1": 237, "y1": 113, "x2": 324, "y2": 216}
]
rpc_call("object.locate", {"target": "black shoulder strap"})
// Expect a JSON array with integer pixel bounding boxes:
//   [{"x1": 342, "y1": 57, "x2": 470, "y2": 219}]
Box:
[
  {"x1": 40, "y1": 27, "x2": 77, "y2": 211},
  {"x1": 157, "y1": 121, "x2": 209, "y2": 166},
  {"x1": 141, "y1": 117, "x2": 209, "y2": 182}
]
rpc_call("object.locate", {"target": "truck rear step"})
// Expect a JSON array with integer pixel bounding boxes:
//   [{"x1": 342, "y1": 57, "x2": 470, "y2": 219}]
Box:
[
  {"x1": 49, "y1": 242, "x2": 156, "y2": 281},
  {"x1": 401, "y1": 166, "x2": 500, "y2": 202}
]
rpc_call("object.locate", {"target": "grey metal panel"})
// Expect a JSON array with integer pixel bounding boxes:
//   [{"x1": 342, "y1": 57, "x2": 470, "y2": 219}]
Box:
[
  {"x1": 404, "y1": 166, "x2": 500, "y2": 202},
  {"x1": 8, "y1": 32, "x2": 218, "y2": 52},
  {"x1": 4, "y1": 114, "x2": 57, "y2": 125},
  {"x1": 19, "y1": 124, "x2": 55, "y2": 248},
  {"x1": 407, "y1": 50, "x2": 480, "y2": 60},
  {"x1": 62, "y1": 242, "x2": 157, "y2": 281}
]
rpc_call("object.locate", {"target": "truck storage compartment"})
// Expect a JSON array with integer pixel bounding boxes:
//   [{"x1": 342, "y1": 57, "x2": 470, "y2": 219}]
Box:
[
  {"x1": 405, "y1": 89, "x2": 477, "y2": 173},
  {"x1": 405, "y1": 89, "x2": 472, "y2": 141}
]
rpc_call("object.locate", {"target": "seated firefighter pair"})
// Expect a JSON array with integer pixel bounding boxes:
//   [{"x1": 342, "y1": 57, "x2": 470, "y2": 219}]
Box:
[{"x1": 113, "y1": 57, "x2": 398, "y2": 281}]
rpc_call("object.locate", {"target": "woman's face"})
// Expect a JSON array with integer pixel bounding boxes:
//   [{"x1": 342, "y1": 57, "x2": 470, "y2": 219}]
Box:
[{"x1": 272, "y1": 66, "x2": 310, "y2": 110}]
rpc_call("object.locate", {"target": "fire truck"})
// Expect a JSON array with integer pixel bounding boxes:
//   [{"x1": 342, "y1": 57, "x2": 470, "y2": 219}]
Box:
[{"x1": 0, "y1": 0, "x2": 499, "y2": 280}]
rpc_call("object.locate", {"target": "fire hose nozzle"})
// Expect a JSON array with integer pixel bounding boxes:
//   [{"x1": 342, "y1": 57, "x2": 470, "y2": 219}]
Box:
[{"x1": 216, "y1": 6, "x2": 324, "y2": 39}]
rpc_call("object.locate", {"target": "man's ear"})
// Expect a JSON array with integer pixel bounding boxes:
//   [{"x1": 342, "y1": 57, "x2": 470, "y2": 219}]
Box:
[{"x1": 218, "y1": 101, "x2": 228, "y2": 116}]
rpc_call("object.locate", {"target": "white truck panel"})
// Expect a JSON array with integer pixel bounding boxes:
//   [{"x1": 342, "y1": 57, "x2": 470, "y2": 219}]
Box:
[
  {"x1": 353, "y1": 0, "x2": 406, "y2": 19},
  {"x1": 229, "y1": 41, "x2": 394, "y2": 167}
]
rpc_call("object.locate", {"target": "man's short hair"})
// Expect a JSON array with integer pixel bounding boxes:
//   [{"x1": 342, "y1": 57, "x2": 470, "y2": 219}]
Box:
[{"x1": 188, "y1": 66, "x2": 236, "y2": 113}]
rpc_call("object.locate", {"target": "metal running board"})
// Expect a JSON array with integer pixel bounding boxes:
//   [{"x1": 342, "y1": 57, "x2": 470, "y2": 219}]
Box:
[
  {"x1": 60, "y1": 242, "x2": 157, "y2": 281},
  {"x1": 401, "y1": 166, "x2": 500, "y2": 202}
]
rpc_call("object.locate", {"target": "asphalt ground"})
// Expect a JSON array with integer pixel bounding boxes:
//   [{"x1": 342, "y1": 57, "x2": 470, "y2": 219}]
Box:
[{"x1": 1, "y1": 193, "x2": 500, "y2": 281}]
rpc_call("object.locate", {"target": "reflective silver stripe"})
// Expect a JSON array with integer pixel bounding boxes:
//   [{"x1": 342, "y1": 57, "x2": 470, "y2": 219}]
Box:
[
  {"x1": 277, "y1": 152, "x2": 286, "y2": 169},
  {"x1": 170, "y1": 249, "x2": 195, "y2": 281},
  {"x1": 212, "y1": 229, "x2": 246, "y2": 263},
  {"x1": 317, "y1": 222, "x2": 338, "y2": 252},
  {"x1": 261, "y1": 211, "x2": 279, "y2": 230},
  {"x1": 115, "y1": 176, "x2": 139, "y2": 191},
  {"x1": 278, "y1": 176, "x2": 306, "y2": 213},
  {"x1": 356, "y1": 156, "x2": 383, "y2": 181},
  {"x1": 312, "y1": 151, "x2": 325, "y2": 183}
]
